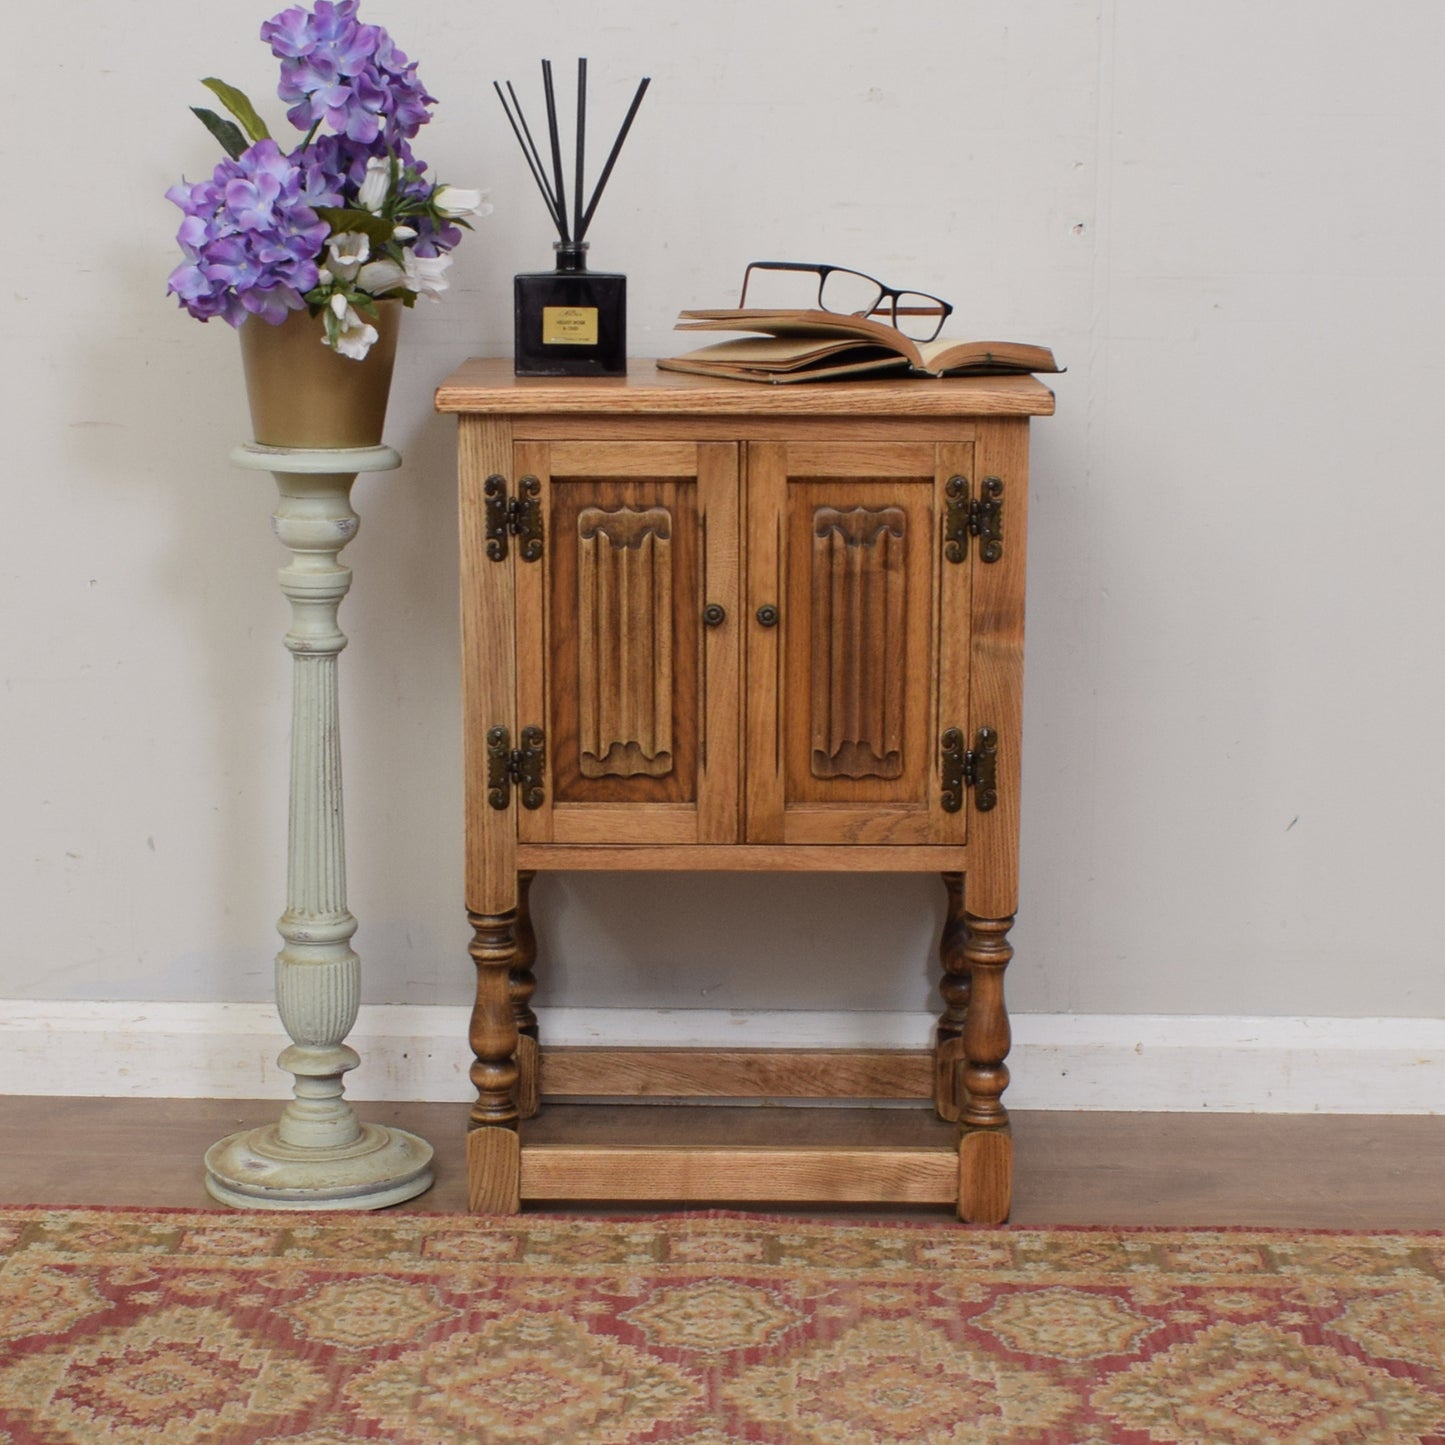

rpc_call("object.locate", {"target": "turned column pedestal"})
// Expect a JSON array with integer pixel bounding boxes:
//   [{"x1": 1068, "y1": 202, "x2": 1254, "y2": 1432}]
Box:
[{"x1": 204, "y1": 443, "x2": 433, "y2": 1211}]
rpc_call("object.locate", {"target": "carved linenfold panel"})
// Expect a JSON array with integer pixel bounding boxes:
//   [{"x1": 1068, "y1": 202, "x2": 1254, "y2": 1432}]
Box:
[
  {"x1": 577, "y1": 505, "x2": 675, "y2": 778},
  {"x1": 810, "y1": 505, "x2": 908, "y2": 780}
]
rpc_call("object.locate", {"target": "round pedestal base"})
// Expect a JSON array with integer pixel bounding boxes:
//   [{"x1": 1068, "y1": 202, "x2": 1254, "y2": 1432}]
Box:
[{"x1": 204, "y1": 1122, "x2": 434, "y2": 1211}]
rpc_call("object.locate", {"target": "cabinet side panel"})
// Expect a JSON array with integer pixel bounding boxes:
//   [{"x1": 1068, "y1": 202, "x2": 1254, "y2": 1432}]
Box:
[
  {"x1": 931, "y1": 442, "x2": 974, "y2": 845},
  {"x1": 966, "y1": 419, "x2": 1029, "y2": 916},
  {"x1": 514, "y1": 442, "x2": 552, "y2": 844},
  {"x1": 459, "y1": 414, "x2": 517, "y2": 913}
]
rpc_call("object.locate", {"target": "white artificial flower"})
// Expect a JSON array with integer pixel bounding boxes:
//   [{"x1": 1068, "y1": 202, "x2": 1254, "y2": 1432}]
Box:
[
  {"x1": 357, "y1": 258, "x2": 407, "y2": 296},
  {"x1": 402, "y1": 249, "x2": 452, "y2": 299},
  {"x1": 329, "y1": 301, "x2": 379, "y2": 360},
  {"x1": 330, "y1": 292, "x2": 349, "y2": 318},
  {"x1": 357, "y1": 156, "x2": 392, "y2": 214},
  {"x1": 434, "y1": 185, "x2": 486, "y2": 219},
  {"x1": 392, "y1": 224, "x2": 418, "y2": 241},
  {"x1": 326, "y1": 231, "x2": 370, "y2": 281},
  {"x1": 357, "y1": 249, "x2": 452, "y2": 302}
]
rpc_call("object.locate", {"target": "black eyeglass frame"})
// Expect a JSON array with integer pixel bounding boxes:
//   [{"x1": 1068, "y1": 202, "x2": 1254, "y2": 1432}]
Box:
[{"x1": 739, "y1": 260, "x2": 954, "y2": 342}]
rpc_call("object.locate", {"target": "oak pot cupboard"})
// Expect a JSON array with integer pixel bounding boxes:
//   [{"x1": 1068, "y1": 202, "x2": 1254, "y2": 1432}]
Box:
[{"x1": 436, "y1": 359, "x2": 1054, "y2": 1220}]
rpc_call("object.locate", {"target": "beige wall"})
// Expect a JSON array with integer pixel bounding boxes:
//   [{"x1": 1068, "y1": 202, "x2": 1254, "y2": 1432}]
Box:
[{"x1": 3, "y1": 0, "x2": 1443, "y2": 1023}]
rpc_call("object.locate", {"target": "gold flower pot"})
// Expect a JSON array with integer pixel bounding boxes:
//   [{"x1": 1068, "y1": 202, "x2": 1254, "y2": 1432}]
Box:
[{"x1": 239, "y1": 301, "x2": 401, "y2": 449}]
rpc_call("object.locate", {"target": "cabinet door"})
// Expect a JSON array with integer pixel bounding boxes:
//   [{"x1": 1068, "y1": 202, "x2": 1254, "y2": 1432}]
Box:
[
  {"x1": 515, "y1": 440, "x2": 741, "y2": 845},
  {"x1": 745, "y1": 440, "x2": 972, "y2": 845}
]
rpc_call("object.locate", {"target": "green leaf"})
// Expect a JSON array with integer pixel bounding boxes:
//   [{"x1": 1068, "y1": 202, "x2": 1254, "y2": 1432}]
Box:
[
  {"x1": 316, "y1": 207, "x2": 396, "y2": 248},
  {"x1": 200, "y1": 77, "x2": 272, "y2": 143},
  {"x1": 191, "y1": 106, "x2": 248, "y2": 160}
]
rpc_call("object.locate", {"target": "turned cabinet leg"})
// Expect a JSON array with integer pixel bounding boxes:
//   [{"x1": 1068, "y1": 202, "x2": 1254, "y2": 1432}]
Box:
[
  {"x1": 511, "y1": 871, "x2": 541, "y2": 1120},
  {"x1": 957, "y1": 912, "x2": 1014, "y2": 1223},
  {"x1": 933, "y1": 873, "x2": 969, "y2": 1121},
  {"x1": 466, "y1": 909, "x2": 522, "y2": 1213}
]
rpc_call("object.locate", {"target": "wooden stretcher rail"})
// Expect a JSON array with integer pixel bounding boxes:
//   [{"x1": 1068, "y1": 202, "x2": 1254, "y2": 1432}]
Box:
[{"x1": 540, "y1": 1046, "x2": 934, "y2": 1100}]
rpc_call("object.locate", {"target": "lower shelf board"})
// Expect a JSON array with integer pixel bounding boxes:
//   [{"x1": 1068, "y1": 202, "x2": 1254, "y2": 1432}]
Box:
[
  {"x1": 520, "y1": 1144, "x2": 958, "y2": 1204},
  {"x1": 513, "y1": 1104, "x2": 960, "y2": 1205}
]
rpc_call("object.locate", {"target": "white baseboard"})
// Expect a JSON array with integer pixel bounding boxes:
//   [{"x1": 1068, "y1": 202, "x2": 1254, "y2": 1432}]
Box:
[{"x1": 1, "y1": 1002, "x2": 1440, "y2": 1113}]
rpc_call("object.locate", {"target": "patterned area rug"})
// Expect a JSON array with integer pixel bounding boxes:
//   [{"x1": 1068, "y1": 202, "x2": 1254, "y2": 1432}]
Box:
[{"x1": 1, "y1": 1208, "x2": 1443, "y2": 1444}]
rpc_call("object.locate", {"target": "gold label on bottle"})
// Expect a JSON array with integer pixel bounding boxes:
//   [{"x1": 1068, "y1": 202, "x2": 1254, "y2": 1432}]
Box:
[{"x1": 542, "y1": 306, "x2": 599, "y2": 345}]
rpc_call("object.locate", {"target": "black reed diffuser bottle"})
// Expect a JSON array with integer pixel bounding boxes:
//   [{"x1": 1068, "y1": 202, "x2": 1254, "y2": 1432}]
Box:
[
  {"x1": 513, "y1": 241, "x2": 625, "y2": 376},
  {"x1": 496, "y1": 60, "x2": 649, "y2": 376}
]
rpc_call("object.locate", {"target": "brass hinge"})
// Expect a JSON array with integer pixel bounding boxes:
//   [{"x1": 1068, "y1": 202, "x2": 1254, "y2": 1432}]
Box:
[
  {"x1": 486, "y1": 725, "x2": 546, "y2": 809},
  {"x1": 483, "y1": 475, "x2": 543, "y2": 563},
  {"x1": 940, "y1": 726, "x2": 999, "y2": 813},
  {"x1": 943, "y1": 475, "x2": 1004, "y2": 564}
]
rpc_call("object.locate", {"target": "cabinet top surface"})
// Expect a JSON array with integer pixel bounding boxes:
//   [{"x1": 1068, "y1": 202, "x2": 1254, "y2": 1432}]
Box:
[{"x1": 435, "y1": 358, "x2": 1055, "y2": 418}]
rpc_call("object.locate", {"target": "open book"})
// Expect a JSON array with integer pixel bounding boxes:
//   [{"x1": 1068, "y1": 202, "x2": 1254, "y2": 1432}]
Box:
[{"x1": 657, "y1": 307, "x2": 1060, "y2": 384}]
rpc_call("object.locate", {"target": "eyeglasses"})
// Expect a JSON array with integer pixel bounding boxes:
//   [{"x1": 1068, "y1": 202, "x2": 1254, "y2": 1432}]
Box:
[{"x1": 739, "y1": 261, "x2": 953, "y2": 343}]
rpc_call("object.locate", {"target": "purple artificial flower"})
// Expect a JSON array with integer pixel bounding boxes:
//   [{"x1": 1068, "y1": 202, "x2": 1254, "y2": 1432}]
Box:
[
  {"x1": 301, "y1": 132, "x2": 368, "y2": 192},
  {"x1": 408, "y1": 216, "x2": 463, "y2": 259},
  {"x1": 295, "y1": 149, "x2": 349, "y2": 208},
  {"x1": 385, "y1": 69, "x2": 433, "y2": 141},
  {"x1": 166, "y1": 257, "x2": 238, "y2": 323},
  {"x1": 263, "y1": 0, "x2": 433, "y2": 147},
  {"x1": 223, "y1": 155, "x2": 288, "y2": 231},
  {"x1": 261, "y1": 0, "x2": 357, "y2": 56},
  {"x1": 166, "y1": 139, "x2": 330, "y2": 326},
  {"x1": 258, "y1": 3, "x2": 316, "y2": 58},
  {"x1": 202, "y1": 236, "x2": 308, "y2": 324},
  {"x1": 387, "y1": 161, "x2": 457, "y2": 255}
]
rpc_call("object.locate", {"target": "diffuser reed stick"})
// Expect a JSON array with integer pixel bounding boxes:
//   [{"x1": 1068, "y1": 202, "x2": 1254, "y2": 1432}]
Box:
[
  {"x1": 493, "y1": 80, "x2": 561, "y2": 234},
  {"x1": 494, "y1": 60, "x2": 650, "y2": 245},
  {"x1": 540, "y1": 60, "x2": 570, "y2": 244},
  {"x1": 573, "y1": 59, "x2": 587, "y2": 245},
  {"x1": 575, "y1": 76, "x2": 649, "y2": 242}
]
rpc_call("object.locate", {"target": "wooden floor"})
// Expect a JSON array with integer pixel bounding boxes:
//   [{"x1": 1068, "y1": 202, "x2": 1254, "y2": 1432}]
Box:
[{"x1": 1, "y1": 1097, "x2": 1442, "y2": 1227}]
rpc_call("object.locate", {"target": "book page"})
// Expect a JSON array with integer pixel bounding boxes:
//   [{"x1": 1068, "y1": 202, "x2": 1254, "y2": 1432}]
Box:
[
  {"x1": 667, "y1": 335, "x2": 890, "y2": 371},
  {"x1": 677, "y1": 308, "x2": 920, "y2": 365},
  {"x1": 915, "y1": 337, "x2": 1059, "y2": 374}
]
